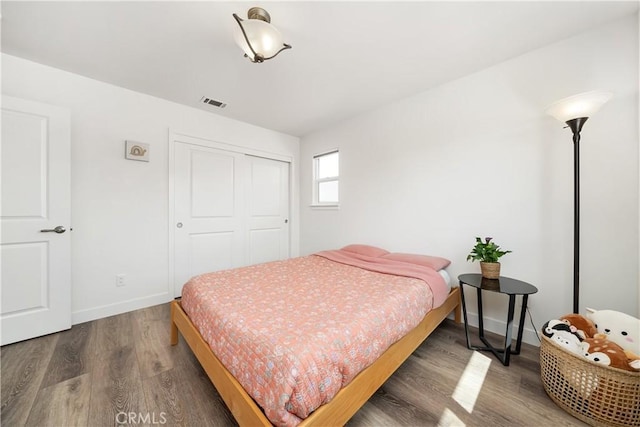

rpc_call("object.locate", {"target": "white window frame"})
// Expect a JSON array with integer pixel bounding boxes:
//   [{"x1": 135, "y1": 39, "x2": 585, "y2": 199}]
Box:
[{"x1": 312, "y1": 149, "x2": 339, "y2": 208}]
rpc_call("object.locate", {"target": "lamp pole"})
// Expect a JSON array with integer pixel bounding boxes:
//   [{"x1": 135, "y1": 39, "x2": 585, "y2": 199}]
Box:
[
  {"x1": 566, "y1": 117, "x2": 588, "y2": 314},
  {"x1": 545, "y1": 90, "x2": 611, "y2": 314}
]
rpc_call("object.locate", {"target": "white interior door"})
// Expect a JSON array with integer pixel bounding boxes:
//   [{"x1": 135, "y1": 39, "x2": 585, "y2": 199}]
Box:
[
  {"x1": 245, "y1": 155, "x2": 290, "y2": 265},
  {"x1": 1, "y1": 96, "x2": 71, "y2": 345},
  {"x1": 173, "y1": 142, "x2": 245, "y2": 297}
]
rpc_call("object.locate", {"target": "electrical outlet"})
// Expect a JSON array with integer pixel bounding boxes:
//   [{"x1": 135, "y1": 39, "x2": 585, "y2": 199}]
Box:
[{"x1": 116, "y1": 274, "x2": 126, "y2": 287}]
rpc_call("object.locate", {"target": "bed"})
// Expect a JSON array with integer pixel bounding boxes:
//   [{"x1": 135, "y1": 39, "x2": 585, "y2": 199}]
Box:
[{"x1": 170, "y1": 245, "x2": 461, "y2": 426}]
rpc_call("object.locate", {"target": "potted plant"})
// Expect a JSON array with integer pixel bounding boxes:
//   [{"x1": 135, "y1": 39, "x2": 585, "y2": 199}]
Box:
[{"x1": 466, "y1": 237, "x2": 511, "y2": 279}]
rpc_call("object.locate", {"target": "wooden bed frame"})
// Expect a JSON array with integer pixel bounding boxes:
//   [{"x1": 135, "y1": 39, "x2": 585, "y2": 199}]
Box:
[{"x1": 170, "y1": 286, "x2": 461, "y2": 426}]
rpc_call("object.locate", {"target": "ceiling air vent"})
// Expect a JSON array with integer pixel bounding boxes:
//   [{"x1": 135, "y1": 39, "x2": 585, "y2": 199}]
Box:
[{"x1": 200, "y1": 96, "x2": 227, "y2": 108}]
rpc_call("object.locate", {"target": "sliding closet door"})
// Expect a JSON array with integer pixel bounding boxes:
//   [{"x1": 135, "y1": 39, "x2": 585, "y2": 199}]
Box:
[
  {"x1": 245, "y1": 155, "x2": 290, "y2": 265},
  {"x1": 172, "y1": 137, "x2": 292, "y2": 297},
  {"x1": 173, "y1": 142, "x2": 245, "y2": 297}
]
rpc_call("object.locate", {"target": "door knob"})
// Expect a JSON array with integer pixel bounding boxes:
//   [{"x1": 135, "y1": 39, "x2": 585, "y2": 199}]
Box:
[
  {"x1": 176, "y1": 222, "x2": 183, "y2": 228},
  {"x1": 40, "y1": 226, "x2": 66, "y2": 234}
]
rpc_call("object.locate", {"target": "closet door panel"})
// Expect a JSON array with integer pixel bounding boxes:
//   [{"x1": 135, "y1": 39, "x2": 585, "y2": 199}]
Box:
[
  {"x1": 174, "y1": 142, "x2": 244, "y2": 296},
  {"x1": 246, "y1": 156, "x2": 290, "y2": 265}
]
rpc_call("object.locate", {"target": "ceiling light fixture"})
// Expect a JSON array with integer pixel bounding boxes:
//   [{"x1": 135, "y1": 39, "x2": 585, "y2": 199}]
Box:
[{"x1": 232, "y1": 7, "x2": 292, "y2": 63}]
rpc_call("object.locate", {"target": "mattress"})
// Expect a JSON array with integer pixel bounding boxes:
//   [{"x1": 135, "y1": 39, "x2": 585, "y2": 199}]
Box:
[
  {"x1": 439, "y1": 269, "x2": 452, "y2": 292},
  {"x1": 180, "y1": 251, "x2": 448, "y2": 426}
]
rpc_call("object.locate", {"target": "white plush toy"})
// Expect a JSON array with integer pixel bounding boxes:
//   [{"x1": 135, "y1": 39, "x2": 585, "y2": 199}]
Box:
[
  {"x1": 542, "y1": 319, "x2": 584, "y2": 357},
  {"x1": 586, "y1": 307, "x2": 640, "y2": 360}
]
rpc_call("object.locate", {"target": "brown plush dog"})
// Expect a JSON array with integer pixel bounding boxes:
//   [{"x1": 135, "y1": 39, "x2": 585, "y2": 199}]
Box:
[{"x1": 560, "y1": 313, "x2": 598, "y2": 340}]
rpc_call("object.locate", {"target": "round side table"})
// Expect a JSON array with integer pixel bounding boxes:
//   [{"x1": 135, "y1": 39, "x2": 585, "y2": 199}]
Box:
[{"x1": 458, "y1": 273, "x2": 538, "y2": 366}]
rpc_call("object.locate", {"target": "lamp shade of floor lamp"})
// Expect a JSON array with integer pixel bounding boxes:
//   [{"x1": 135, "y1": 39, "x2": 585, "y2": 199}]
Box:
[{"x1": 545, "y1": 90, "x2": 612, "y2": 313}]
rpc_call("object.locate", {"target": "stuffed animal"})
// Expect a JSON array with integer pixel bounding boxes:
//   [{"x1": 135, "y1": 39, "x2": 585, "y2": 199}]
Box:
[
  {"x1": 543, "y1": 319, "x2": 584, "y2": 356},
  {"x1": 560, "y1": 313, "x2": 598, "y2": 340},
  {"x1": 581, "y1": 336, "x2": 640, "y2": 372},
  {"x1": 586, "y1": 308, "x2": 640, "y2": 360}
]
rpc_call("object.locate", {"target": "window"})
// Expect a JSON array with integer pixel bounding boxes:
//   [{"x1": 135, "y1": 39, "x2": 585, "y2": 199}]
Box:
[{"x1": 313, "y1": 150, "x2": 339, "y2": 206}]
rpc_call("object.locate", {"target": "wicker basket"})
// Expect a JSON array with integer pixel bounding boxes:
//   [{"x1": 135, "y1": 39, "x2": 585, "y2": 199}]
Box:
[{"x1": 540, "y1": 335, "x2": 640, "y2": 426}]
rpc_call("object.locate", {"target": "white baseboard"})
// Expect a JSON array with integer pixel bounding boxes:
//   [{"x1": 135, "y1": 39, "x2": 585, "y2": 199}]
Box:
[{"x1": 72, "y1": 292, "x2": 173, "y2": 325}]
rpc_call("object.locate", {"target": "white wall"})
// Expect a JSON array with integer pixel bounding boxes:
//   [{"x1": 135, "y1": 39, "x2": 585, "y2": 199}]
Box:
[
  {"x1": 2, "y1": 54, "x2": 300, "y2": 324},
  {"x1": 300, "y1": 15, "x2": 639, "y2": 345}
]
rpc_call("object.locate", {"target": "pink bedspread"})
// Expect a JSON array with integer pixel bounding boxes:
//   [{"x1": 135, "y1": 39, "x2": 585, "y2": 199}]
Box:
[
  {"x1": 314, "y1": 249, "x2": 449, "y2": 307},
  {"x1": 180, "y1": 251, "x2": 448, "y2": 426}
]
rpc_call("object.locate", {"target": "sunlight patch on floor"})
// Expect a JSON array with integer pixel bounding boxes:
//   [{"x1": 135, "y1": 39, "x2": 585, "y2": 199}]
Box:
[
  {"x1": 451, "y1": 351, "x2": 492, "y2": 413},
  {"x1": 438, "y1": 407, "x2": 466, "y2": 427}
]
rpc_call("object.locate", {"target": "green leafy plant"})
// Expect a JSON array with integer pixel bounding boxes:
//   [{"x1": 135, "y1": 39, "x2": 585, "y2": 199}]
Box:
[{"x1": 466, "y1": 237, "x2": 511, "y2": 263}]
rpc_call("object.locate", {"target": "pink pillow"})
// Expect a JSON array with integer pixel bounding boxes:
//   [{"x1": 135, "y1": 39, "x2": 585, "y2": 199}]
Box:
[
  {"x1": 341, "y1": 244, "x2": 390, "y2": 258},
  {"x1": 381, "y1": 253, "x2": 451, "y2": 270}
]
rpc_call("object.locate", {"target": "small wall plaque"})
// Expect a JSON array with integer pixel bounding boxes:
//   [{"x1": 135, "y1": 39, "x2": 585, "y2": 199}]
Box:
[{"x1": 125, "y1": 140, "x2": 149, "y2": 162}]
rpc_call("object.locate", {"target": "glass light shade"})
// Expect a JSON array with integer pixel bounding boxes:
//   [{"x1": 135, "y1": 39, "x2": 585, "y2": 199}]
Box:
[
  {"x1": 545, "y1": 90, "x2": 612, "y2": 123},
  {"x1": 233, "y1": 19, "x2": 285, "y2": 59}
]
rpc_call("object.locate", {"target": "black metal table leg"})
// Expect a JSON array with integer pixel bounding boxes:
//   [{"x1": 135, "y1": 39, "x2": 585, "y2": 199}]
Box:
[
  {"x1": 475, "y1": 293, "x2": 516, "y2": 366},
  {"x1": 512, "y1": 294, "x2": 529, "y2": 355},
  {"x1": 459, "y1": 281, "x2": 473, "y2": 349},
  {"x1": 476, "y1": 287, "x2": 485, "y2": 339},
  {"x1": 459, "y1": 284, "x2": 521, "y2": 366},
  {"x1": 502, "y1": 295, "x2": 517, "y2": 365},
  {"x1": 457, "y1": 274, "x2": 538, "y2": 367}
]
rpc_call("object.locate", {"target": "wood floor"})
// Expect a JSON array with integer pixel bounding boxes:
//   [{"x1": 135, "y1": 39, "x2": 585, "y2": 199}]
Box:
[{"x1": 1, "y1": 303, "x2": 586, "y2": 427}]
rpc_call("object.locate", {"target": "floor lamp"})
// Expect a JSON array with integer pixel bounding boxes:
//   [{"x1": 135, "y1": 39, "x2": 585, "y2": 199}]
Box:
[{"x1": 545, "y1": 90, "x2": 612, "y2": 314}]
